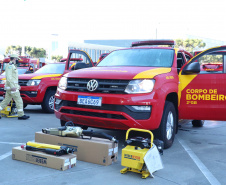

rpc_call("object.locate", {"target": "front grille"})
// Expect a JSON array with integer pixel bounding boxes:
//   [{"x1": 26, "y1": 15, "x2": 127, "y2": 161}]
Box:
[
  {"x1": 19, "y1": 79, "x2": 29, "y2": 86},
  {"x1": 66, "y1": 78, "x2": 129, "y2": 94},
  {"x1": 61, "y1": 109, "x2": 127, "y2": 119},
  {"x1": 55, "y1": 100, "x2": 151, "y2": 120}
]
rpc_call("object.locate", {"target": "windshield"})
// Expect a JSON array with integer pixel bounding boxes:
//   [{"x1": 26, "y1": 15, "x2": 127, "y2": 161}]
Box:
[
  {"x1": 97, "y1": 49, "x2": 174, "y2": 67},
  {"x1": 35, "y1": 63, "x2": 65, "y2": 74},
  {"x1": 1, "y1": 68, "x2": 28, "y2": 76}
]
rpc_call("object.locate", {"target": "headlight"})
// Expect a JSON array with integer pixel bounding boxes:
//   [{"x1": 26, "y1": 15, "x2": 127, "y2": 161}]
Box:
[
  {"x1": 0, "y1": 79, "x2": 6, "y2": 84},
  {"x1": 58, "y1": 76, "x2": 67, "y2": 90},
  {"x1": 27, "y1": 80, "x2": 41, "y2": 86},
  {"x1": 125, "y1": 79, "x2": 155, "y2": 94}
]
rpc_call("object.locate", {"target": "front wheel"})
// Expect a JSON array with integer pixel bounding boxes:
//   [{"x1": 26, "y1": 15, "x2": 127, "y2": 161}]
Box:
[
  {"x1": 41, "y1": 90, "x2": 56, "y2": 113},
  {"x1": 153, "y1": 101, "x2": 177, "y2": 149}
]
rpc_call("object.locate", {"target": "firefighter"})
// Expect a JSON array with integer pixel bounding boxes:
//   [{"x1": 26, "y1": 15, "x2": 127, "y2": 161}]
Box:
[{"x1": 0, "y1": 54, "x2": 29, "y2": 120}]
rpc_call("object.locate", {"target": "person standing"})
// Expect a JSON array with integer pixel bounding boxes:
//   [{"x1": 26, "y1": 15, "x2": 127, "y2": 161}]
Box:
[{"x1": 0, "y1": 54, "x2": 29, "y2": 120}]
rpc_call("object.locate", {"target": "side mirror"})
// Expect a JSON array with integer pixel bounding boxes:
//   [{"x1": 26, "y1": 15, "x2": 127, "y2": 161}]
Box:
[{"x1": 182, "y1": 62, "x2": 200, "y2": 74}]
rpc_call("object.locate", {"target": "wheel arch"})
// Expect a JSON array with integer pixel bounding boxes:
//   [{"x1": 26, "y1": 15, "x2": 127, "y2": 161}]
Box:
[
  {"x1": 41, "y1": 87, "x2": 57, "y2": 113},
  {"x1": 46, "y1": 86, "x2": 57, "y2": 92}
]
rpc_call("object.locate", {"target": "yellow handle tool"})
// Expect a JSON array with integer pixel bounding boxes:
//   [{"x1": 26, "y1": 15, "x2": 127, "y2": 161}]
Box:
[
  {"x1": 26, "y1": 141, "x2": 62, "y2": 150},
  {"x1": 125, "y1": 128, "x2": 154, "y2": 148}
]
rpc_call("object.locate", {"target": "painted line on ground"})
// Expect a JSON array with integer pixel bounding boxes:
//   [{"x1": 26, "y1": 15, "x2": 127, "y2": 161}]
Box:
[
  {"x1": 177, "y1": 138, "x2": 221, "y2": 185},
  {"x1": 0, "y1": 141, "x2": 25, "y2": 145},
  {"x1": 0, "y1": 140, "x2": 34, "y2": 161},
  {"x1": 0, "y1": 151, "x2": 12, "y2": 161}
]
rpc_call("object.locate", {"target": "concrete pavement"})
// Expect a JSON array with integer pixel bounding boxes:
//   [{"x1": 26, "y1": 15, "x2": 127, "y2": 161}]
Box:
[{"x1": 0, "y1": 104, "x2": 225, "y2": 185}]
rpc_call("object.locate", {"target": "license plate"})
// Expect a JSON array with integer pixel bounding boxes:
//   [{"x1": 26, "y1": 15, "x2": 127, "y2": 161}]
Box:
[{"x1": 77, "y1": 95, "x2": 102, "y2": 106}]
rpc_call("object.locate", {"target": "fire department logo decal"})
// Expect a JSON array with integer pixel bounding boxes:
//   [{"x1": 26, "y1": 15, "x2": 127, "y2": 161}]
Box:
[{"x1": 87, "y1": 79, "x2": 98, "y2": 91}]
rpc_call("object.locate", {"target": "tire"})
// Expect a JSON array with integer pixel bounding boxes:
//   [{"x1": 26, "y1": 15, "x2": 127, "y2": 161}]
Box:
[
  {"x1": 41, "y1": 90, "x2": 56, "y2": 113},
  {"x1": 192, "y1": 120, "x2": 204, "y2": 127},
  {"x1": 23, "y1": 103, "x2": 28, "y2": 109},
  {"x1": 153, "y1": 101, "x2": 177, "y2": 149}
]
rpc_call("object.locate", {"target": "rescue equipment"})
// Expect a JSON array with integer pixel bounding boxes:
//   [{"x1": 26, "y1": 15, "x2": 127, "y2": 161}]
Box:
[
  {"x1": 120, "y1": 128, "x2": 163, "y2": 179},
  {"x1": 42, "y1": 121, "x2": 118, "y2": 143},
  {"x1": 21, "y1": 141, "x2": 74, "y2": 156},
  {"x1": 0, "y1": 100, "x2": 18, "y2": 118}
]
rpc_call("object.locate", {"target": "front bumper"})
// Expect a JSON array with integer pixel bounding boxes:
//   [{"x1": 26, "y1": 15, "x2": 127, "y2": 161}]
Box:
[
  {"x1": 54, "y1": 89, "x2": 164, "y2": 130},
  {"x1": 0, "y1": 87, "x2": 39, "y2": 100},
  {"x1": 19, "y1": 86, "x2": 44, "y2": 104}
]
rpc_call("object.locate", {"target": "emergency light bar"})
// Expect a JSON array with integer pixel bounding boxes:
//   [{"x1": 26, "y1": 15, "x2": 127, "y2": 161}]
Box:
[{"x1": 131, "y1": 40, "x2": 175, "y2": 47}]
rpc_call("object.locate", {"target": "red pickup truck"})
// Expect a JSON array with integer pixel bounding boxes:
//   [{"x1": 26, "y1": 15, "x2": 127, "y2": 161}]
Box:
[
  {"x1": 55, "y1": 41, "x2": 226, "y2": 148},
  {"x1": 0, "y1": 56, "x2": 94, "y2": 112},
  {"x1": 54, "y1": 40, "x2": 197, "y2": 148}
]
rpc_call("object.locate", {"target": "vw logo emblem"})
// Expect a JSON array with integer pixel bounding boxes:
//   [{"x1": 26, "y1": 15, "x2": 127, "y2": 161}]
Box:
[{"x1": 87, "y1": 79, "x2": 98, "y2": 91}]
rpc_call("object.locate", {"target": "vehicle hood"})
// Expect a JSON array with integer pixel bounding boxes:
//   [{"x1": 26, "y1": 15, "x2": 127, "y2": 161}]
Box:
[
  {"x1": 65, "y1": 67, "x2": 171, "y2": 79},
  {"x1": 18, "y1": 73, "x2": 62, "y2": 80}
]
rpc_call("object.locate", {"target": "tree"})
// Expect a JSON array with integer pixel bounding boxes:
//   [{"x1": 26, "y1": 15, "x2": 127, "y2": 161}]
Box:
[
  {"x1": 52, "y1": 55, "x2": 63, "y2": 62},
  {"x1": 25, "y1": 46, "x2": 32, "y2": 54},
  {"x1": 26, "y1": 47, "x2": 46, "y2": 58},
  {"x1": 5, "y1": 45, "x2": 22, "y2": 55},
  {"x1": 5, "y1": 45, "x2": 46, "y2": 58},
  {"x1": 175, "y1": 39, "x2": 206, "y2": 53}
]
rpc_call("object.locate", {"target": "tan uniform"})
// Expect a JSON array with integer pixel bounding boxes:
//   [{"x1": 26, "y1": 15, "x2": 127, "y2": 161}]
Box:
[{"x1": 0, "y1": 61, "x2": 24, "y2": 116}]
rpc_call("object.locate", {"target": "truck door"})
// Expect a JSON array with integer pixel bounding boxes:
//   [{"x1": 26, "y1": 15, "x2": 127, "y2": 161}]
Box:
[
  {"x1": 64, "y1": 50, "x2": 94, "y2": 74},
  {"x1": 178, "y1": 46, "x2": 226, "y2": 121}
]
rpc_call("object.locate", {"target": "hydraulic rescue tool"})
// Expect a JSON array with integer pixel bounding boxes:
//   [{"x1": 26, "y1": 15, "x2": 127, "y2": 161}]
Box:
[
  {"x1": 42, "y1": 121, "x2": 118, "y2": 143},
  {"x1": 0, "y1": 100, "x2": 18, "y2": 118},
  {"x1": 21, "y1": 141, "x2": 74, "y2": 156},
  {"x1": 120, "y1": 128, "x2": 163, "y2": 179}
]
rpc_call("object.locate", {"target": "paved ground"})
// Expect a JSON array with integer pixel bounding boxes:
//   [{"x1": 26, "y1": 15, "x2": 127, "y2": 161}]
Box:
[{"x1": 0, "y1": 104, "x2": 226, "y2": 185}]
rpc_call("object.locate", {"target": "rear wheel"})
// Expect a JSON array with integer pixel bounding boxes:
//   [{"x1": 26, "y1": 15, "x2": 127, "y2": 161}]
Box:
[
  {"x1": 41, "y1": 90, "x2": 55, "y2": 113},
  {"x1": 192, "y1": 120, "x2": 204, "y2": 127},
  {"x1": 23, "y1": 103, "x2": 28, "y2": 109},
  {"x1": 153, "y1": 101, "x2": 176, "y2": 149}
]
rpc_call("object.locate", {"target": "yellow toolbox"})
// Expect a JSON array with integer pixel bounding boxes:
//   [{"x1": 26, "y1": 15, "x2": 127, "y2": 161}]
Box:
[{"x1": 120, "y1": 128, "x2": 154, "y2": 179}]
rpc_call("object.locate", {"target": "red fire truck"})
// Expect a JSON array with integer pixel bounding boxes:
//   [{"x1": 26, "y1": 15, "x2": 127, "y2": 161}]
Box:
[
  {"x1": 1, "y1": 56, "x2": 39, "y2": 74},
  {"x1": 0, "y1": 56, "x2": 94, "y2": 112},
  {"x1": 54, "y1": 41, "x2": 226, "y2": 148},
  {"x1": 54, "y1": 40, "x2": 194, "y2": 148}
]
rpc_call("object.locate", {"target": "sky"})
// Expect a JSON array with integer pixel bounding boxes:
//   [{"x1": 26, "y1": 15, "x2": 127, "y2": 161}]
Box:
[{"x1": 0, "y1": 0, "x2": 226, "y2": 50}]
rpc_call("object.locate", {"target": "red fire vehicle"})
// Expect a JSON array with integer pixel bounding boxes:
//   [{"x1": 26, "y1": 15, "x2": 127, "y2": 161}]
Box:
[
  {"x1": 1, "y1": 56, "x2": 39, "y2": 74},
  {"x1": 0, "y1": 56, "x2": 40, "y2": 96},
  {"x1": 0, "y1": 67, "x2": 35, "y2": 96},
  {"x1": 55, "y1": 41, "x2": 226, "y2": 148},
  {"x1": 0, "y1": 56, "x2": 94, "y2": 113},
  {"x1": 54, "y1": 40, "x2": 196, "y2": 148}
]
